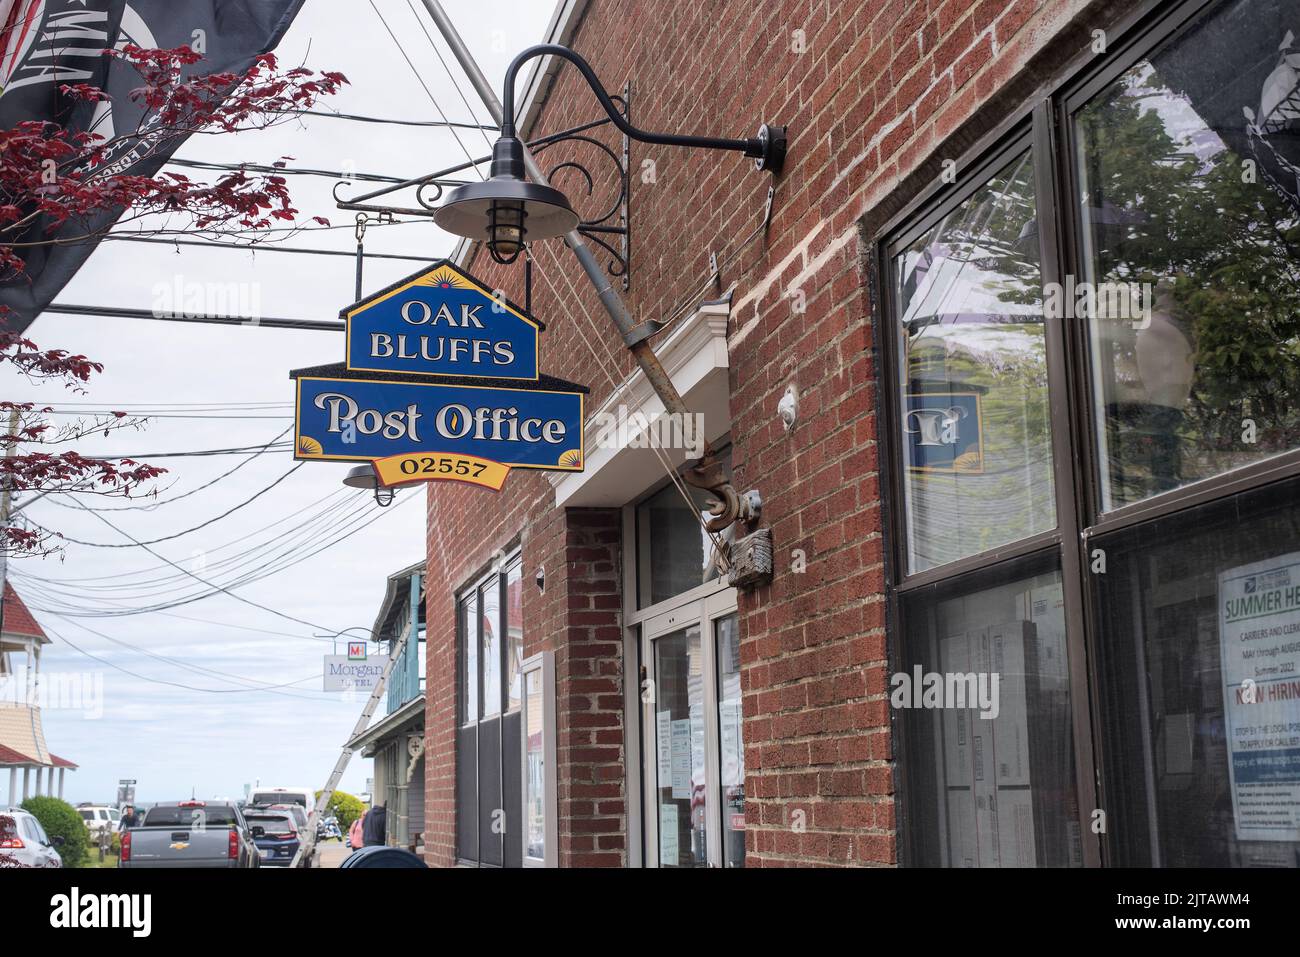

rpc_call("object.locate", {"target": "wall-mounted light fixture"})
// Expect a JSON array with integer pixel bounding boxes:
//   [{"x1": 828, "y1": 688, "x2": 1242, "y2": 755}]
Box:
[{"x1": 434, "y1": 43, "x2": 786, "y2": 265}]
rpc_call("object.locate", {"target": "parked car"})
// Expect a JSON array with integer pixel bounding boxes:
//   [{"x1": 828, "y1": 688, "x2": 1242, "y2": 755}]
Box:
[
  {"x1": 0, "y1": 807, "x2": 64, "y2": 868},
  {"x1": 77, "y1": 804, "x2": 121, "y2": 837},
  {"x1": 248, "y1": 787, "x2": 314, "y2": 813},
  {"x1": 118, "y1": 800, "x2": 260, "y2": 869},
  {"x1": 243, "y1": 808, "x2": 301, "y2": 867}
]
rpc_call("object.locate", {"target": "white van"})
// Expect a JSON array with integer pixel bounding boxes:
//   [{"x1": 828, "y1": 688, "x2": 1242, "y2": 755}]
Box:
[
  {"x1": 77, "y1": 804, "x2": 121, "y2": 836},
  {"x1": 248, "y1": 787, "x2": 316, "y2": 813}
]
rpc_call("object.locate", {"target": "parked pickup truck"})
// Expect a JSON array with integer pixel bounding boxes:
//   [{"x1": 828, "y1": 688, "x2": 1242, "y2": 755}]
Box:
[{"x1": 119, "y1": 801, "x2": 261, "y2": 869}]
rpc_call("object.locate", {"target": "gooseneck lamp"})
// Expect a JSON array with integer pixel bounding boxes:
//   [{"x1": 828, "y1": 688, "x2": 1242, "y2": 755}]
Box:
[{"x1": 434, "y1": 43, "x2": 786, "y2": 264}]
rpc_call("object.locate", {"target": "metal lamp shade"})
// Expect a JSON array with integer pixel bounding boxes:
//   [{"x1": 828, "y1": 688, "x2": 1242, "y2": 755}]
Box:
[
  {"x1": 434, "y1": 178, "x2": 580, "y2": 246},
  {"x1": 342, "y1": 464, "x2": 379, "y2": 490}
]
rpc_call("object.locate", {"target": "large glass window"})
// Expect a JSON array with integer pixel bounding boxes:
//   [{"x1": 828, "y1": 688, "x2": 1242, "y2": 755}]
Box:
[
  {"x1": 898, "y1": 560, "x2": 1081, "y2": 867},
  {"x1": 1076, "y1": 0, "x2": 1300, "y2": 510},
  {"x1": 456, "y1": 557, "x2": 524, "y2": 867},
  {"x1": 883, "y1": 0, "x2": 1300, "y2": 869},
  {"x1": 892, "y1": 152, "x2": 1055, "y2": 573},
  {"x1": 1092, "y1": 476, "x2": 1300, "y2": 866}
]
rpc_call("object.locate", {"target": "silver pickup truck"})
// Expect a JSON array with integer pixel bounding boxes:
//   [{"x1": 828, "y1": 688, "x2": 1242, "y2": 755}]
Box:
[{"x1": 119, "y1": 801, "x2": 261, "y2": 869}]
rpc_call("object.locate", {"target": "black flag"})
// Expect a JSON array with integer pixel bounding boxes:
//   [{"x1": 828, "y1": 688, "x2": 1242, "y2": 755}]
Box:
[{"x1": 0, "y1": 0, "x2": 308, "y2": 333}]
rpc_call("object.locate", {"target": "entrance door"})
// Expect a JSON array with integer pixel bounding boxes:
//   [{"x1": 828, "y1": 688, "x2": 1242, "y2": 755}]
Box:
[{"x1": 641, "y1": 586, "x2": 740, "y2": 867}]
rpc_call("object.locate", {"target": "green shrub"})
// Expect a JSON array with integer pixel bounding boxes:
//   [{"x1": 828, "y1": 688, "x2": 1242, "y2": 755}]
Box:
[
  {"x1": 319, "y1": 790, "x2": 366, "y2": 832},
  {"x1": 20, "y1": 796, "x2": 88, "y2": 868}
]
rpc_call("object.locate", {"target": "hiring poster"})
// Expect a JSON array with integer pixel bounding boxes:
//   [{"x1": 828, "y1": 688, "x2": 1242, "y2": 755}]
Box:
[{"x1": 1218, "y1": 552, "x2": 1300, "y2": 841}]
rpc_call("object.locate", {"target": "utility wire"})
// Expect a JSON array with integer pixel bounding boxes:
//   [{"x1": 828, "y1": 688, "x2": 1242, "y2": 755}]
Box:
[
  {"x1": 26, "y1": 495, "x2": 410, "y2": 622},
  {"x1": 369, "y1": 0, "x2": 485, "y2": 182},
  {"x1": 16, "y1": 487, "x2": 354, "y2": 583},
  {"x1": 42, "y1": 618, "x2": 326, "y2": 697},
  {"x1": 28, "y1": 464, "x2": 305, "y2": 548},
  {"x1": 167, "y1": 156, "x2": 407, "y2": 185},
  {"x1": 16, "y1": 493, "x2": 365, "y2": 602},
  {"x1": 275, "y1": 107, "x2": 496, "y2": 131},
  {"x1": 60, "y1": 497, "x2": 342, "y2": 633},
  {"x1": 45, "y1": 611, "x2": 335, "y2": 699},
  {"x1": 43, "y1": 425, "x2": 293, "y2": 512}
]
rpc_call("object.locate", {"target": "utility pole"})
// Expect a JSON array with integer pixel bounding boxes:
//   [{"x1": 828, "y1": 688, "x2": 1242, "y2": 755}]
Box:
[{"x1": 418, "y1": 0, "x2": 752, "y2": 532}]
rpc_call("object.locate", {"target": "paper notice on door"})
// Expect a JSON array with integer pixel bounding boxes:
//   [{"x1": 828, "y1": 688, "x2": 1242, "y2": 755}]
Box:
[
  {"x1": 1218, "y1": 552, "x2": 1300, "y2": 842},
  {"x1": 656, "y1": 711, "x2": 672, "y2": 791},
  {"x1": 671, "y1": 719, "x2": 692, "y2": 799},
  {"x1": 659, "y1": 803, "x2": 679, "y2": 865}
]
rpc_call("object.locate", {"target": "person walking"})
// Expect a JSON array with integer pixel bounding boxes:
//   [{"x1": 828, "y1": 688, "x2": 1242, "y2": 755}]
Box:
[
  {"x1": 361, "y1": 803, "x2": 387, "y2": 847},
  {"x1": 347, "y1": 813, "x2": 365, "y2": 853}
]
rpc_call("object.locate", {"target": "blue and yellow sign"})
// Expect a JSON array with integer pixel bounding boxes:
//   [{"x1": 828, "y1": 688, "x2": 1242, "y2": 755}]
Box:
[
  {"x1": 903, "y1": 392, "x2": 984, "y2": 473},
  {"x1": 344, "y1": 261, "x2": 540, "y2": 381},
  {"x1": 294, "y1": 375, "x2": 584, "y2": 471}
]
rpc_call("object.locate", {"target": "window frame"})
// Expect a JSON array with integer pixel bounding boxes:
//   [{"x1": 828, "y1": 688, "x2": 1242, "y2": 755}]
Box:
[
  {"x1": 519, "y1": 650, "x2": 557, "y2": 868},
  {"x1": 455, "y1": 548, "x2": 524, "y2": 867},
  {"x1": 872, "y1": 0, "x2": 1288, "y2": 867}
]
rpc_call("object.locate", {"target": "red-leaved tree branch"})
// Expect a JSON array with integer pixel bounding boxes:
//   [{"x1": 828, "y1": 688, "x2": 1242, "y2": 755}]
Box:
[{"x1": 1, "y1": 45, "x2": 348, "y2": 554}]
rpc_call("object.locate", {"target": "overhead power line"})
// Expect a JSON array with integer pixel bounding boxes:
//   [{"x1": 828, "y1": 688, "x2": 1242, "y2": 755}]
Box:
[
  {"x1": 44, "y1": 425, "x2": 293, "y2": 513},
  {"x1": 43, "y1": 303, "x2": 343, "y2": 333},
  {"x1": 28, "y1": 463, "x2": 304, "y2": 548},
  {"x1": 42, "y1": 618, "x2": 326, "y2": 697},
  {"x1": 167, "y1": 156, "x2": 407, "y2": 185},
  {"x1": 102, "y1": 235, "x2": 435, "y2": 264},
  {"x1": 276, "y1": 107, "x2": 497, "y2": 130}
]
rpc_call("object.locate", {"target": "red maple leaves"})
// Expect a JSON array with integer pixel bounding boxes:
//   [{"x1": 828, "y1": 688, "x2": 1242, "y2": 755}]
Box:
[{"x1": 1, "y1": 45, "x2": 347, "y2": 554}]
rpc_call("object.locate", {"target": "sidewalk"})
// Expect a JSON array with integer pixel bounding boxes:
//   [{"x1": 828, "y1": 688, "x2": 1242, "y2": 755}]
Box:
[{"x1": 313, "y1": 841, "x2": 351, "y2": 868}]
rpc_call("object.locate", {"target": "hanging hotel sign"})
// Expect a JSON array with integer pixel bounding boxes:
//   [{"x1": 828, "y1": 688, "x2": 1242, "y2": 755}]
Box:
[
  {"x1": 344, "y1": 261, "x2": 540, "y2": 381},
  {"x1": 291, "y1": 260, "x2": 585, "y2": 491}
]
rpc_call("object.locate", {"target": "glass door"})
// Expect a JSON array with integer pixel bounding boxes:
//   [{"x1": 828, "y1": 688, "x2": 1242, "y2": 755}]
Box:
[{"x1": 641, "y1": 587, "x2": 738, "y2": 867}]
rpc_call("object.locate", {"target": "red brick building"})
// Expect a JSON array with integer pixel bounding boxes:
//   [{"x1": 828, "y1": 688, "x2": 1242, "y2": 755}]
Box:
[{"x1": 421, "y1": 0, "x2": 1300, "y2": 867}]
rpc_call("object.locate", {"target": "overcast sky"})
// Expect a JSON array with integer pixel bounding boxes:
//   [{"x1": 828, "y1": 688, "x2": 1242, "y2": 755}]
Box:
[{"x1": 3, "y1": 0, "x2": 556, "y2": 805}]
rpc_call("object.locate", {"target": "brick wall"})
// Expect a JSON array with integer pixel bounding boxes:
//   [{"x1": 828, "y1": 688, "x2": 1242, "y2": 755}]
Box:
[{"x1": 424, "y1": 0, "x2": 1123, "y2": 866}]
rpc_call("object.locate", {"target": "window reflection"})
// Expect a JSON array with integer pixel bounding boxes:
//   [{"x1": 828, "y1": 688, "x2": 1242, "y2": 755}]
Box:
[
  {"x1": 1075, "y1": 0, "x2": 1300, "y2": 508},
  {"x1": 524, "y1": 668, "x2": 545, "y2": 861},
  {"x1": 893, "y1": 152, "x2": 1056, "y2": 573},
  {"x1": 716, "y1": 614, "x2": 745, "y2": 868}
]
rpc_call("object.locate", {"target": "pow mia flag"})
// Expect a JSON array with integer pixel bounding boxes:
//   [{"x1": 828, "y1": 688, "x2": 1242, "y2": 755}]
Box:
[{"x1": 0, "y1": 0, "x2": 307, "y2": 333}]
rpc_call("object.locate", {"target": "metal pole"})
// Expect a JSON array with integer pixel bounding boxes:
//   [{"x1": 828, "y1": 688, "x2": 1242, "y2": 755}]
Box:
[{"x1": 418, "y1": 0, "x2": 750, "y2": 529}]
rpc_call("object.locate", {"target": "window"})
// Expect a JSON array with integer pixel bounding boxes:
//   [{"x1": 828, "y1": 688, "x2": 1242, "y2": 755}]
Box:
[
  {"x1": 520, "y1": 651, "x2": 556, "y2": 867},
  {"x1": 716, "y1": 614, "x2": 745, "y2": 868},
  {"x1": 635, "y1": 497, "x2": 740, "y2": 870},
  {"x1": 456, "y1": 553, "x2": 525, "y2": 867},
  {"x1": 636, "y1": 449, "x2": 731, "y2": 607},
  {"x1": 880, "y1": 0, "x2": 1300, "y2": 868},
  {"x1": 893, "y1": 152, "x2": 1055, "y2": 572},
  {"x1": 1074, "y1": 0, "x2": 1300, "y2": 509}
]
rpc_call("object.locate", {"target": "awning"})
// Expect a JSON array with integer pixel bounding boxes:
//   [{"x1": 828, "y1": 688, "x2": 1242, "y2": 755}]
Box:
[{"x1": 345, "y1": 694, "x2": 425, "y2": 757}]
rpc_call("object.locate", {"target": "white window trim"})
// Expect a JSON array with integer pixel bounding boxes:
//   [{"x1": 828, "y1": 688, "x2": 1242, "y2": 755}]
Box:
[{"x1": 519, "y1": 650, "x2": 557, "y2": 868}]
